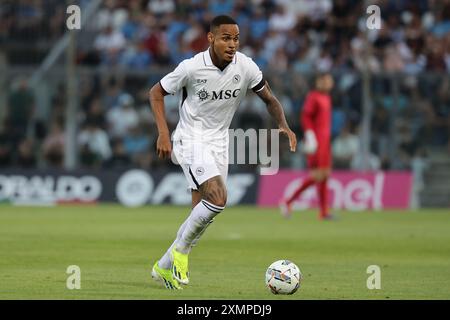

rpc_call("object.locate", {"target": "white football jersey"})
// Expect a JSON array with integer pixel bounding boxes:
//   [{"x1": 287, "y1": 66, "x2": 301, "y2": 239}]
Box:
[{"x1": 160, "y1": 48, "x2": 265, "y2": 150}]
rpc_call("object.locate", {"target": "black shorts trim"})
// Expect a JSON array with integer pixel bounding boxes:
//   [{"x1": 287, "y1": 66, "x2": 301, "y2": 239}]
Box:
[{"x1": 188, "y1": 167, "x2": 200, "y2": 189}]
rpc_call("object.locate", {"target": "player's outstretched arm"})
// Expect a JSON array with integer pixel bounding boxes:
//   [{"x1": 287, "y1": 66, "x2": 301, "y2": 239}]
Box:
[
  {"x1": 256, "y1": 81, "x2": 297, "y2": 152},
  {"x1": 149, "y1": 83, "x2": 172, "y2": 159}
]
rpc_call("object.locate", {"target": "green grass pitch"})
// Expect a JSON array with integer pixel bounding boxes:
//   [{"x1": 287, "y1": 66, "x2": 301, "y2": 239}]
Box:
[{"x1": 0, "y1": 205, "x2": 449, "y2": 299}]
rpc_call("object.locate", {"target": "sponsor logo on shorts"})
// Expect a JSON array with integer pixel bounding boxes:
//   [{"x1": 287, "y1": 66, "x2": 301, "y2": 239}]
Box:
[{"x1": 196, "y1": 167, "x2": 205, "y2": 176}]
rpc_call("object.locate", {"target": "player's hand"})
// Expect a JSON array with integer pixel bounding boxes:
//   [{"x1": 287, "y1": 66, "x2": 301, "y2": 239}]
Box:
[
  {"x1": 279, "y1": 127, "x2": 297, "y2": 152},
  {"x1": 303, "y1": 130, "x2": 317, "y2": 154},
  {"x1": 156, "y1": 133, "x2": 172, "y2": 159}
]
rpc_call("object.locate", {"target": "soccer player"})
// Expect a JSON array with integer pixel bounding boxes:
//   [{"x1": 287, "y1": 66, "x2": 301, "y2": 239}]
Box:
[
  {"x1": 279, "y1": 73, "x2": 334, "y2": 220},
  {"x1": 149, "y1": 15, "x2": 297, "y2": 290}
]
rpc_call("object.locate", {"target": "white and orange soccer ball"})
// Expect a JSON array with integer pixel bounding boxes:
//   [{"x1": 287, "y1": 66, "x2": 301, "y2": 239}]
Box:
[{"x1": 265, "y1": 260, "x2": 302, "y2": 295}]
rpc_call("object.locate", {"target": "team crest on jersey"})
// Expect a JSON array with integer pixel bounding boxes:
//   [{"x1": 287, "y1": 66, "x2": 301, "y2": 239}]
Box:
[
  {"x1": 232, "y1": 74, "x2": 241, "y2": 84},
  {"x1": 197, "y1": 88, "x2": 210, "y2": 101}
]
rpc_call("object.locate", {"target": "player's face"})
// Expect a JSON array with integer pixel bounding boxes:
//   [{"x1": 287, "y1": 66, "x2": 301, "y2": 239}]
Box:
[
  {"x1": 209, "y1": 24, "x2": 240, "y2": 63},
  {"x1": 317, "y1": 75, "x2": 334, "y2": 92}
]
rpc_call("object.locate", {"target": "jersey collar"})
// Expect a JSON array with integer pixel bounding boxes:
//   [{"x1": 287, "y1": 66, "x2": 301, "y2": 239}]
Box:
[{"x1": 203, "y1": 47, "x2": 237, "y2": 68}]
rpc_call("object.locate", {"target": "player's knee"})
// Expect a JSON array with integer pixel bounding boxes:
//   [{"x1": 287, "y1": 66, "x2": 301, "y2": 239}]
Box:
[
  {"x1": 313, "y1": 170, "x2": 329, "y2": 182},
  {"x1": 202, "y1": 186, "x2": 227, "y2": 208},
  {"x1": 200, "y1": 176, "x2": 227, "y2": 208},
  {"x1": 311, "y1": 171, "x2": 323, "y2": 182},
  {"x1": 316, "y1": 174, "x2": 325, "y2": 182},
  {"x1": 204, "y1": 189, "x2": 227, "y2": 208}
]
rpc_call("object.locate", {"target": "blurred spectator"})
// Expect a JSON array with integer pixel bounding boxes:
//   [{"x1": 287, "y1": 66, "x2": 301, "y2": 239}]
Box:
[
  {"x1": 383, "y1": 45, "x2": 405, "y2": 72},
  {"x1": 411, "y1": 147, "x2": 429, "y2": 192},
  {"x1": 268, "y1": 4, "x2": 297, "y2": 32},
  {"x1": 123, "y1": 125, "x2": 151, "y2": 159},
  {"x1": 42, "y1": 121, "x2": 65, "y2": 168},
  {"x1": 119, "y1": 41, "x2": 152, "y2": 68},
  {"x1": 95, "y1": 0, "x2": 129, "y2": 31},
  {"x1": 85, "y1": 98, "x2": 106, "y2": 129},
  {"x1": 16, "y1": 139, "x2": 37, "y2": 168},
  {"x1": 371, "y1": 106, "x2": 390, "y2": 160},
  {"x1": 351, "y1": 151, "x2": 381, "y2": 171},
  {"x1": 332, "y1": 124, "x2": 360, "y2": 169},
  {"x1": 102, "y1": 78, "x2": 124, "y2": 110},
  {"x1": 248, "y1": 8, "x2": 268, "y2": 41},
  {"x1": 267, "y1": 48, "x2": 288, "y2": 72},
  {"x1": 182, "y1": 20, "x2": 209, "y2": 53},
  {"x1": 107, "y1": 93, "x2": 139, "y2": 139},
  {"x1": 315, "y1": 49, "x2": 334, "y2": 72},
  {"x1": 209, "y1": 0, "x2": 234, "y2": 16},
  {"x1": 147, "y1": 0, "x2": 175, "y2": 16},
  {"x1": 104, "y1": 140, "x2": 132, "y2": 169},
  {"x1": 0, "y1": 125, "x2": 13, "y2": 167},
  {"x1": 94, "y1": 25, "x2": 126, "y2": 65},
  {"x1": 7, "y1": 78, "x2": 35, "y2": 142},
  {"x1": 78, "y1": 120, "x2": 112, "y2": 167}
]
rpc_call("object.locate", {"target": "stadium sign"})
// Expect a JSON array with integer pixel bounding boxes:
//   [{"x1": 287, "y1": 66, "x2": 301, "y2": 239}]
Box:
[
  {"x1": 115, "y1": 170, "x2": 257, "y2": 207},
  {"x1": 0, "y1": 173, "x2": 101, "y2": 205},
  {"x1": 258, "y1": 171, "x2": 413, "y2": 210},
  {"x1": 0, "y1": 169, "x2": 258, "y2": 207}
]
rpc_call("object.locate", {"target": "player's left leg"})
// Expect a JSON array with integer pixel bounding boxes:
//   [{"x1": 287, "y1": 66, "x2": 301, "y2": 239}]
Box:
[
  {"x1": 156, "y1": 190, "x2": 201, "y2": 271},
  {"x1": 189, "y1": 151, "x2": 228, "y2": 249},
  {"x1": 168, "y1": 145, "x2": 227, "y2": 285},
  {"x1": 312, "y1": 145, "x2": 334, "y2": 220},
  {"x1": 312, "y1": 168, "x2": 332, "y2": 220},
  {"x1": 172, "y1": 175, "x2": 226, "y2": 284}
]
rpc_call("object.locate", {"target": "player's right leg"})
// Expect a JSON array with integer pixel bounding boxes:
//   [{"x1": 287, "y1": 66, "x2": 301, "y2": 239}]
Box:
[
  {"x1": 279, "y1": 153, "x2": 318, "y2": 218},
  {"x1": 279, "y1": 175, "x2": 315, "y2": 218}
]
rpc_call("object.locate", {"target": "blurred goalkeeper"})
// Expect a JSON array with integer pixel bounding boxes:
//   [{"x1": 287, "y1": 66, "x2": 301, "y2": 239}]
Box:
[{"x1": 279, "y1": 73, "x2": 335, "y2": 220}]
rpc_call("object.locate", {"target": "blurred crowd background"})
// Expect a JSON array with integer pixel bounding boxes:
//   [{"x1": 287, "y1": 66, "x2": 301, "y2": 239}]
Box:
[{"x1": 0, "y1": 0, "x2": 449, "y2": 182}]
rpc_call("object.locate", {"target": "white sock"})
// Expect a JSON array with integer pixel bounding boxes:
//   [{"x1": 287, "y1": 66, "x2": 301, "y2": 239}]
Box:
[
  {"x1": 157, "y1": 200, "x2": 224, "y2": 269},
  {"x1": 158, "y1": 219, "x2": 189, "y2": 269},
  {"x1": 176, "y1": 200, "x2": 224, "y2": 254},
  {"x1": 190, "y1": 218, "x2": 214, "y2": 249}
]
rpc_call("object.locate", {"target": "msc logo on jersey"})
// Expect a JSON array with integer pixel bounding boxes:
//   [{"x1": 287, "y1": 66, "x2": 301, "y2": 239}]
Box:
[
  {"x1": 212, "y1": 89, "x2": 241, "y2": 100},
  {"x1": 196, "y1": 88, "x2": 241, "y2": 101}
]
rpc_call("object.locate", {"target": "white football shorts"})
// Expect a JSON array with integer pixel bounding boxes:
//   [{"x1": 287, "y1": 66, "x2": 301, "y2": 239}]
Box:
[{"x1": 172, "y1": 139, "x2": 228, "y2": 191}]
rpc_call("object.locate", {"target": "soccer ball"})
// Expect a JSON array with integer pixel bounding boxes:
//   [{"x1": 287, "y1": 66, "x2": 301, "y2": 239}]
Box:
[{"x1": 265, "y1": 260, "x2": 302, "y2": 295}]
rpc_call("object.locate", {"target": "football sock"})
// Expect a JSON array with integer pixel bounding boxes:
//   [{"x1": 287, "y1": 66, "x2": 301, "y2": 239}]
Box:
[
  {"x1": 176, "y1": 199, "x2": 224, "y2": 254},
  {"x1": 190, "y1": 218, "x2": 214, "y2": 251},
  {"x1": 158, "y1": 219, "x2": 189, "y2": 269},
  {"x1": 286, "y1": 177, "x2": 315, "y2": 205},
  {"x1": 317, "y1": 178, "x2": 329, "y2": 218}
]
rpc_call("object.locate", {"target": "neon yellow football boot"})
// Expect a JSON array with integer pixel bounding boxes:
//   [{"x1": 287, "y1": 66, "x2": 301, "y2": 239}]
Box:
[
  {"x1": 171, "y1": 247, "x2": 190, "y2": 285},
  {"x1": 151, "y1": 261, "x2": 182, "y2": 290}
]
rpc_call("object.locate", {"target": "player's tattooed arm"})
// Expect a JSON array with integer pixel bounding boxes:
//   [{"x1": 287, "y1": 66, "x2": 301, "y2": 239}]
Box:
[
  {"x1": 256, "y1": 81, "x2": 297, "y2": 152},
  {"x1": 149, "y1": 83, "x2": 172, "y2": 159}
]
